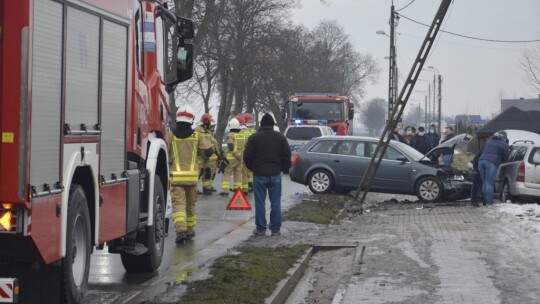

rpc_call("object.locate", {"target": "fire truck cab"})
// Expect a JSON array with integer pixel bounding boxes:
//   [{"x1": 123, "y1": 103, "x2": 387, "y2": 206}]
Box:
[
  {"x1": 281, "y1": 93, "x2": 354, "y2": 136},
  {"x1": 0, "y1": 0, "x2": 193, "y2": 302}
]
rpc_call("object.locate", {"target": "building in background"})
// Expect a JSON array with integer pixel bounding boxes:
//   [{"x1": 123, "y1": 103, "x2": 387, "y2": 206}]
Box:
[{"x1": 501, "y1": 95, "x2": 540, "y2": 112}]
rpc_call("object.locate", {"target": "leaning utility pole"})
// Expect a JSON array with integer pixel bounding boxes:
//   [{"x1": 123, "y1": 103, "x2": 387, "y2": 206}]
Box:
[{"x1": 353, "y1": 0, "x2": 452, "y2": 209}]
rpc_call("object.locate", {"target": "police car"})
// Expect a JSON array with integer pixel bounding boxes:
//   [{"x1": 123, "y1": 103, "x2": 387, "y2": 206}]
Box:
[{"x1": 284, "y1": 124, "x2": 334, "y2": 154}]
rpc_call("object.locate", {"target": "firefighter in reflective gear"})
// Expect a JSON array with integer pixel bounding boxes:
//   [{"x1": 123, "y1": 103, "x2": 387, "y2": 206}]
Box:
[
  {"x1": 194, "y1": 113, "x2": 214, "y2": 195},
  {"x1": 243, "y1": 113, "x2": 256, "y2": 192},
  {"x1": 235, "y1": 115, "x2": 250, "y2": 194},
  {"x1": 220, "y1": 118, "x2": 246, "y2": 195},
  {"x1": 206, "y1": 119, "x2": 220, "y2": 192},
  {"x1": 170, "y1": 107, "x2": 214, "y2": 244}
]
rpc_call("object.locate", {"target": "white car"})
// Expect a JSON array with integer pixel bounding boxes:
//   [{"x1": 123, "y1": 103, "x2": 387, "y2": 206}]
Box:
[{"x1": 284, "y1": 125, "x2": 334, "y2": 154}]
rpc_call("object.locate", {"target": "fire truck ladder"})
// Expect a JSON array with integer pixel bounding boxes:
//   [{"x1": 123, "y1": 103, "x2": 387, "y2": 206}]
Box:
[{"x1": 352, "y1": 0, "x2": 452, "y2": 210}]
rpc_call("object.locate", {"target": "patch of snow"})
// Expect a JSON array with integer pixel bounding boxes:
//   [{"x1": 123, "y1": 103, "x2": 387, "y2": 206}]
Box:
[{"x1": 490, "y1": 203, "x2": 540, "y2": 237}]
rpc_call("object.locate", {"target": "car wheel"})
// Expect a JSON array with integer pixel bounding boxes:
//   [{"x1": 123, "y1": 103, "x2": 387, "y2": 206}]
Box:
[
  {"x1": 308, "y1": 169, "x2": 334, "y2": 194},
  {"x1": 416, "y1": 176, "x2": 443, "y2": 203},
  {"x1": 501, "y1": 181, "x2": 516, "y2": 204}
]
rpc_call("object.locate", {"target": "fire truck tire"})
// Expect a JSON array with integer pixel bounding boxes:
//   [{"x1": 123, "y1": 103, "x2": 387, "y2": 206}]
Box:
[
  {"x1": 121, "y1": 177, "x2": 166, "y2": 272},
  {"x1": 62, "y1": 184, "x2": 91, "y2": 304}
]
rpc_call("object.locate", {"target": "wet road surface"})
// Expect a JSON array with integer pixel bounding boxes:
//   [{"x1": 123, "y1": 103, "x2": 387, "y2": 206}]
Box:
[{"x1": 83, "y1": 174, "x2": 307, "y2": 303}]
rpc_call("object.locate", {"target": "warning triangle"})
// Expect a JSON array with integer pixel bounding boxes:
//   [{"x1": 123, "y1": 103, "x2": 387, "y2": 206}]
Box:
[{"x1": 226, "y1": 188, "x2": 252, "y2": 210}]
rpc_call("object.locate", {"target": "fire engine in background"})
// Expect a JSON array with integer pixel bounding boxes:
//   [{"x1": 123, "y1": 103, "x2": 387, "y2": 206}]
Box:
[
  {"x1": 0, "y1": 0, "x2": 193, "y2": 302},
  {"x1": 281, "y1": 93, "x2": 354, "y2": 135}
]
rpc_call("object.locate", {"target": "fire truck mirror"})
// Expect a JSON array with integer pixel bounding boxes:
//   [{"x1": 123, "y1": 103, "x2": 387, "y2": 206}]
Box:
[
  {"x1": 177, "y1": 17, "x2": 194, "y2": 40},
  {"x1": 349, "y1": 107, "x2": 354, "y2": 120}
]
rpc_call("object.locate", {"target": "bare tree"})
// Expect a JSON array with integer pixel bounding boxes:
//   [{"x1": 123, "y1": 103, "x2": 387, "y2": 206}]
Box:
[
  {"x1": 521, "y1": 42, "x2": 540, "y2": 92},
  {"x1": 360, "y1": 98, "x2": 386, "y2": 136},
  {"x1": 403, "y1": 103, "x2": 424, "y2": 128}
]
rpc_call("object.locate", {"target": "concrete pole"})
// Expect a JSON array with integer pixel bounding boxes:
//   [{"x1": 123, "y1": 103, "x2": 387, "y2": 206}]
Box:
[{"x1": 438, "y1": 74, "x2": 442, "y2": 130}]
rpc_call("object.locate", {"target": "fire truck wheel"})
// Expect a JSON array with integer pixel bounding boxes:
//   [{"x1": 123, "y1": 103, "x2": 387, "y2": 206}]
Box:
[
  {"x1": 121, "y1": 177, "x2": 166, "y2": 272},
  {"x1": 62, "y1": 184, "x2": 91, "y2": 304}
]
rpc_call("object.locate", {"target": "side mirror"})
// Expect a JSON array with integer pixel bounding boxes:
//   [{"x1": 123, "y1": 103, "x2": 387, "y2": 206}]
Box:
[
  {"x1": 177, "y1": 17, "x2": 194, "y2": 39},
  {"x1": 396, "y1": 156, "x2": 409, "y2": 163},
  {"x1": 348, "y1": 108, "x2": 354, "y2": 120}
]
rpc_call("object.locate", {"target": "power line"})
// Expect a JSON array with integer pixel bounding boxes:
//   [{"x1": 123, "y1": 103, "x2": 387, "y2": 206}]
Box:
[
  {"x1": 398, "y1": 13, "x2": 540, "y2": 43},
  {"x1": 396, "y1": 0, "x2": 416, "y2": 12}
]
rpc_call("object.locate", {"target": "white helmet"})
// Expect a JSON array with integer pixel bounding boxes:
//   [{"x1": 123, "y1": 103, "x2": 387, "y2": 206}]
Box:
[
  {"x1": 228, "y1": 118, "x2": 241, "y2": 130},
  {"x1": 176, "y1": 106, "x2": 195, "y2": 124}
]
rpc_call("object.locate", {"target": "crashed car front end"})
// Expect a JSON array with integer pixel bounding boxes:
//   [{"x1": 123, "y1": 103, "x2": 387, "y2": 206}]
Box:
[{"x1": 436, "y1": 167, "x2": 472, "y2": 201}]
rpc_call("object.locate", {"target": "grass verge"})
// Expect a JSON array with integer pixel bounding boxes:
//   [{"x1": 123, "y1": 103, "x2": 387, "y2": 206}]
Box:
[
  {"x1": 180, "y1": 245, "x2": 309, "y2": 304},
  {"x1": 283, "y1": 196, "x2": 345, "y2": 224}
]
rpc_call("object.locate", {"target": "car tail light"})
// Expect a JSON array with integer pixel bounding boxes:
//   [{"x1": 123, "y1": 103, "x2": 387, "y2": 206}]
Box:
[
  {"x1": 291, "y1": 154, "x2": 299, "y2": 167},
  {"x1": 516, "y1": 161, "x2": 525, "y2": 182}
]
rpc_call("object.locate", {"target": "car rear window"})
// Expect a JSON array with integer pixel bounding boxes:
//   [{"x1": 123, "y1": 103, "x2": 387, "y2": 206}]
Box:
[
  {"x1": 309, "y1": 140, "x2": 337, "y2": 154},
  {"x1": 510, "y1": 146, "x2": 527, "y2": 161},
  {"x1": 528, "y1": 148, "x2": 540, "y2": 164},
  {"x1": 286, "y1": 127, "x2": 322, "y2": 140}
]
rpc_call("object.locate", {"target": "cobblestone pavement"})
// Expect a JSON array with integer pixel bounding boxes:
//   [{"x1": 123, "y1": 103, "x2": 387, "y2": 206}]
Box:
[{"x1": 334, "y1": 202, "x2": 540, "y2": 304}]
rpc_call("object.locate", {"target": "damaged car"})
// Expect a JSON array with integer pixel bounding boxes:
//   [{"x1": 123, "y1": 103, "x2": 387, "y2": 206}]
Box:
[{"x1": 289, "y1": 134, "x2": 473, "y2": 203}]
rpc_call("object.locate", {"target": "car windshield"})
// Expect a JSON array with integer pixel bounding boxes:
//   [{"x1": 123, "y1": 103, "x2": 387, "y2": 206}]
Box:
[
  {"x1": 286, "y1": 127, "x2": 322, "y2": 140},
  {"x1": 291, "y1": 101, "x2": 343, "y2": 122},
  {"x1": 392, "y1": 141, "x2": 426, "y2": 161}
]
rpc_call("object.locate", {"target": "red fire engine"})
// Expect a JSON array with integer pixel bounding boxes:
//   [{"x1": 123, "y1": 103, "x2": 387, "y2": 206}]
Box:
[
  {"x1": 282, "y1": 93, "x2": 354, "y2": 135},
  {"x1": 0, "y1": 0, "x2": 193, "y2": 302}
]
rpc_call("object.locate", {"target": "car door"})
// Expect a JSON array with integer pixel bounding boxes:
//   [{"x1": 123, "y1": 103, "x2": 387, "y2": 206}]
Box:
[
  {"x1": 524, "y1": 147, "x2": 540, "y2": 190},
  {"x1": 329, "y1": 140, "x2": 368, "y2": 188},
  {"x1": 368, "y1": 142, "x2": 413, "y2": 192}
]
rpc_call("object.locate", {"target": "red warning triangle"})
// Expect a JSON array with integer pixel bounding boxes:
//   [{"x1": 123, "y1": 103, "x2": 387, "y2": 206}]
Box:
[{"x1": 226, "y1": 188, "x2": 252, "y2": 210}]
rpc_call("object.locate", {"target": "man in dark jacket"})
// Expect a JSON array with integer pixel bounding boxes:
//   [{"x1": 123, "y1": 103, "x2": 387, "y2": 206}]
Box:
[
  {"x1": 411, "y1": 126, "x2": 429, "y2": 154},
  {"x1": 478, "y1": 132, "x2": 510, "y2": 206},
  {"x1": 243, "y1": 113, "x2": 291, "y2": 236}
]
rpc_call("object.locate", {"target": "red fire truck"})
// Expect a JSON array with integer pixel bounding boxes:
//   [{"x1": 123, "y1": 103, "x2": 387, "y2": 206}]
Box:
[
  {"x1": 282, "y1": 93, "x2": 354, "y2": 135},
  {"x1": 0, "y1": 0, "x2": 193, "y2": 302}
]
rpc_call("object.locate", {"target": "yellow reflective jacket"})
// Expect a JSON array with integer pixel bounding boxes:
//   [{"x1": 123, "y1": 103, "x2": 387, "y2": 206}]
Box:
[
  {"x1": 226, "y1": 132, "x2": 246, "y2": 160},
  {"x1": 170, "y1": 131, "x2": 212, "y2": 185}
]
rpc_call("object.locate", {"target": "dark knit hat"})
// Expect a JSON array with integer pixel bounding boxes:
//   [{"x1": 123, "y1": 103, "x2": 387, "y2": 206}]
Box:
[{"x1": 260, "y1": 113, "x2": 275, "y2": 127}]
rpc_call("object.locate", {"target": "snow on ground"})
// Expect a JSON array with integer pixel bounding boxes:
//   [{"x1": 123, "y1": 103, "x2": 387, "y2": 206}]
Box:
[{"x1": 490, "y1": 202, "x2": 540, "y2": 237}]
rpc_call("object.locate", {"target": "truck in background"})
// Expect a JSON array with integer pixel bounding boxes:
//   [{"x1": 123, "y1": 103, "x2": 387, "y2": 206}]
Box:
[
  {"x1": 281, "y1": 93, "x2": 354, "y2": 136},
  {"x1": 0, "y1": 0, "x2": 193, "y2": 302}
]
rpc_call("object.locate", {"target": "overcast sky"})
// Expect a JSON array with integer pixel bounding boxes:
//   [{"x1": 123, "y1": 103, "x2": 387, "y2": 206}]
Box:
[{"x1": 292, "y1": 0, "x2": 540, "y2": 118}]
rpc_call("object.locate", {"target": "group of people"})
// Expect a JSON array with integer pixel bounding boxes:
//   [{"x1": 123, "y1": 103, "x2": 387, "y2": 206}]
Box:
[
  {"x1": 392, "y1": 124, "x2": 457, "y2": 165},
  {"x1": 169, "y1": 107, "x2": 291, "y2": 244}
]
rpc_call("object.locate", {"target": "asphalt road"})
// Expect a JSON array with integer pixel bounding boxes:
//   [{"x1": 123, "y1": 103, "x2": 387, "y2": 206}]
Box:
[{"x1": 83, "y1": 174, "x2": 308, "y2": 303}]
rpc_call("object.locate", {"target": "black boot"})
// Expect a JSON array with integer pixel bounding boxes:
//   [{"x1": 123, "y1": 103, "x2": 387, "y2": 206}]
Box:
[{"x1": 175, "y1": 232, "x2": 187, "y2": 244}]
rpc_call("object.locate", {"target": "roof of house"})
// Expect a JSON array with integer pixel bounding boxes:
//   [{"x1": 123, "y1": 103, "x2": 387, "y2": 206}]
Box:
[{"x1": 477, "y1": 106, "x2": 540, "y2": 136}]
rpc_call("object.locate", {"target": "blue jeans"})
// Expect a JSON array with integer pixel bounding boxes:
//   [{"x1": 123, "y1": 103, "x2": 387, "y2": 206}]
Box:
[
  {"x1": 470, "y1": 170, "x2": 482, "y2": 204},
  {"x1": 442, "y1": 154, "x2": 453, "y2": 166},
  {"x1": 253, "y1": 174, "x2": 282, "y2": 232},
  {"x1": 478, "y1": 160, "x2": 498, "y2": 205}
]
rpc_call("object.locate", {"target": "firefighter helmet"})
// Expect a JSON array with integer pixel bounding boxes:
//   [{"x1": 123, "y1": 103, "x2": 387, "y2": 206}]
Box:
[
  {"x1": 200, "y1": 113, "x2": 213, "y2": 125},
  {"x1": 228, "y1": 118, "x2": 241, "y2": 130},
  {"x1": 234, "y1": 114, "x2": 245, "y2": 125},
  {"x1": 243, "y1": 113, "x2": 254, "y2": 127},
  {"x1": 176, "y1": 106, "x2": 195, "y2": 124}
]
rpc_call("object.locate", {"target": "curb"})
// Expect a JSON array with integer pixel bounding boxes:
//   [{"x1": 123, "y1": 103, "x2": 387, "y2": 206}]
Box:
[{"x1": 265, "y1": 247, "x2": 314, "y2": 304}]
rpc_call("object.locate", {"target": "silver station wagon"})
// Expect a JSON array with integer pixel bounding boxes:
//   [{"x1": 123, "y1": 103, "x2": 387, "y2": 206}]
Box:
[{"x1": 289, "y1": 135, "x2": 472, "y2": 203}]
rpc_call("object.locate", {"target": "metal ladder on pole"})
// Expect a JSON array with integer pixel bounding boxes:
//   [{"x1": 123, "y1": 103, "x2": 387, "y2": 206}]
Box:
[{"x1": 352, "y1": 0, "x2": 453, "y2": 210}]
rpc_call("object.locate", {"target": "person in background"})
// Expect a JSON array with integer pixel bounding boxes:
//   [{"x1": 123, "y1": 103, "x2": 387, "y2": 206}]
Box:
[
  {"x1": 478, "y1": 131, "x2": 510, "y2": 207},
  {"x1": 411, "y1": 126, "x2": 430, "y2": 154},
  {"x1": 470, "y1": 146, "x2": 484, "y2": 207},
  {"x1": 194, "y1": 113, "x2": 215, "y2": 195},
  {"x1": 402, "y1": 126, "x2": 414, "y2": 145},
  {"x1": 391, "y1": 127, "x2": 404, "y2": 142},
  {"x1": 440, "y1": 127, "x2": 455, "y2": 165},
  {"x1": 206, "y1": 119, "x2": 220, "y2": 193},
  {"x1": 243, "y1": 113, "x2": 291, "y2": 237},
  {"x1": 169, "y1": 107, "x2": 214, "y2": 243},
  {"x1": 426, "y1": 124, "x2": 441, "y2": 151},
  {"x1": 243, "y1": 113, "x2": 257, "y2": 192},
  {"x1": 220, "y1": 117, "x2": 246, "y2": 195}
]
